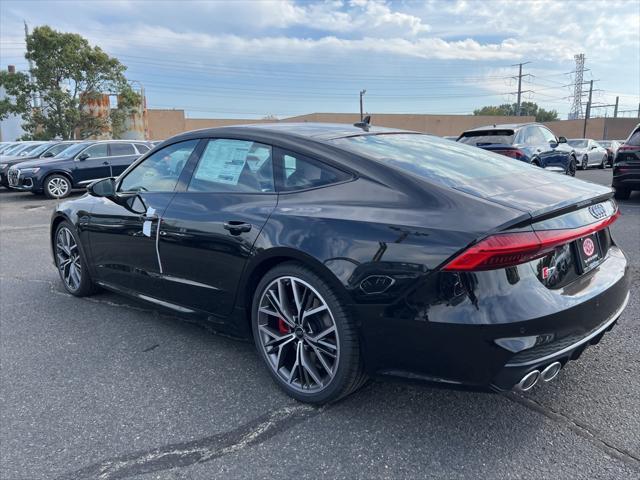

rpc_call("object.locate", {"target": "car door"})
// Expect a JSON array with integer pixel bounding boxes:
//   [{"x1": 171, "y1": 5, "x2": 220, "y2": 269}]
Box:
[
  {"x1": 107, "y1": 142, "x2": 140, "y2": 177},
  {"x1": 590, "y1": 141, "x2": 605, "y2": 165},
  {"x1": 73, "y1": 143, "x2": 111, "y2": 184},
  {"x1": 537, "y1": 126, "x2": 566, "y2": 169},
  {"x1": 86, "y1": 139, "x2": 201, "y2": 298},
  {"x1": 157, "y1": 138, "x2": 277, "y2": 318}
]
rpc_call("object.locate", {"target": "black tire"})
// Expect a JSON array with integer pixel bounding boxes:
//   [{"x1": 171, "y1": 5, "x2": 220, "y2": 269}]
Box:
[
  {"x1": 614, "y1": 188, "x2": 631, "y2": 200},
  {"x1": 54, "y1": 221, "x2": 97, "y2": 296},
  {"x1": 252, "y1": 262, "x2": 367, "y2": 404},
  {"x1": 598, "y1": 155, "x2": 606, "y2": 169},
  {"x1": 44, "y1": 174, "x2": 72, "y2": 199},
  {"x1": 581, "y1": 155, "x2": 589, "y2": 170},
  {"x1": 566, "y1": 156, "x2": 577, "y2": 176}
]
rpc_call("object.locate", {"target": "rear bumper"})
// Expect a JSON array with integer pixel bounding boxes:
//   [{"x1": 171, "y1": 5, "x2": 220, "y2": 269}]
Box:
[
  {"x1": 612, "y1": 172, "x2": 640, "y2": 190},
  {"x1": 490, "y1": 290, "x2": 629, "y2": 390},
  {"x1": 355, "y1": 246, "x2": 630, "y2": 390}
]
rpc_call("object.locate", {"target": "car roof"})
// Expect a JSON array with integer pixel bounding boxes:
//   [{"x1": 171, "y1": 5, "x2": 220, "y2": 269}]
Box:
[
  {"x1": 463, "y1": 122, "x2": 537, "y2": 133},
  {"x1": 178, "y1": 122, "x2": 414, "y2": 142}
]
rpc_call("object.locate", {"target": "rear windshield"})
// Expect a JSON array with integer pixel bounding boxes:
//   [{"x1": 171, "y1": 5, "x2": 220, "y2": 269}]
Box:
[
  {"x1": 330, "y1": 133, "x2": 543, "y2": 188},
  {"x1": 626, "y1": 128, "x2": 640, "y2": 146},
  {"x1": 567, "y1": 139, "x2": 588, "y2": 148},
  {"x1": 457, "y1": 130, "x2": 515, "y2": 146}
]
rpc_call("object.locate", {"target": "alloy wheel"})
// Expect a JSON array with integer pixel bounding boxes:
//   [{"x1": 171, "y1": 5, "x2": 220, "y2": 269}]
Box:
[
  {"x1": 56, "y1": 227, "x2": 82, "y2": 291},
  {"x1": 257, "y1": 276, "x2": 339, "y2": 393},
  {"x1": 582, "y1": 155, "x2": 588, "y2": 169},
  {"x1": 48, "y1": 177, "x2": 69, "y2": 198}
]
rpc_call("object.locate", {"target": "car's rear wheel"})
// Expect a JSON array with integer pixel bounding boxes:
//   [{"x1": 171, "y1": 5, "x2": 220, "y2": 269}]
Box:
[
  {"x1": 44, "y1": 174, "x2": 71, "y2": 199},
  {"x1": 614, "y1": 187, "x2": 631, "y2": 200},
  {"x1": 566, "y1": 156, "x2": 577, "y2": 176},
  {"x1": 599, "y1": 155, "x2": 606, "y2": 169},
  {"x1": 252, "y1": 263, "x2": 366, "y2": 404},
  {"x1": 54, "y1": 221, "x2": 96, "y2": 296}
]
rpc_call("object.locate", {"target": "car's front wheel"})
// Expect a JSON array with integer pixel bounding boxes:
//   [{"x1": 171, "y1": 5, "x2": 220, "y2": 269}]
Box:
[
  {"x1": 252, "y1": 263, "x2": 366, "y2": 404},
  {"x1": 54, "y1": 221, "x2": 97, "y2": 296},
  {"x1": 44, "y1": 174, "x2": 72, "y2": 199},
  {"x1": 566, "y1": 156, "x2": 577, "y2": 176}
]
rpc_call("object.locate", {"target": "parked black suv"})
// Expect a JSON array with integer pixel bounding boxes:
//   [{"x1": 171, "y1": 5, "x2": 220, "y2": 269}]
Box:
[
  {"x1": 7, "y1": 140, "x2": 151, "y2": 198},
  {"x1": 612, "y1": 123, "x2": 640, "y2": 200},
  {"x1": 0, "y1": 141, "x2": 81, "y2": 187}
]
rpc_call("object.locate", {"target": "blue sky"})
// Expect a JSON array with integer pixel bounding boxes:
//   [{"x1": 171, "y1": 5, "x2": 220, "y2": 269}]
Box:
[{"x1": 1, "y1": 0, "x2": 639, "y2": 120}]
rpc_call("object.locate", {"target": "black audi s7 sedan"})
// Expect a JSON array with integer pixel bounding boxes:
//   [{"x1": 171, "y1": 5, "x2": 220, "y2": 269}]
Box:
[{"x1": 50, "y1": 123, "x2": 630, "y2": 403}]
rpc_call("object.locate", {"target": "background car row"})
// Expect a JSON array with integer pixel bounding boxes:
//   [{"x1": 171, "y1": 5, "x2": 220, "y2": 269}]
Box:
[{"x1": 1, "y1": 140, "x2": 153, "y2": 198}]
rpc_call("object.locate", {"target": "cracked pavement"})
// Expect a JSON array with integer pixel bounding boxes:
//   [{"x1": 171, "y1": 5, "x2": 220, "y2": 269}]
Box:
[{"x1": 1, "y1": 169, "x2": 639, "y2": 479}]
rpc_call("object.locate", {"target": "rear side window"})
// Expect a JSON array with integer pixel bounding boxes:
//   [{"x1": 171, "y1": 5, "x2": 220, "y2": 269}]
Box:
[
  {"x1": 279, "y1": 151, "x2": 351, "y2": 192},
  {"x1": 626, "y1": 127, "x2": 640, "y2": 146},
  {"x1": 457, "y1": 130, "x2": 515, "y2": 146},
  {"x1": 110, "y1": 143, "x2": 136, "y2": 156},
  {"x1": 518, "y1": 126, "x2": 545, "y2": 145},
  {"x1": 188, "y1": 139, "x2": 274, "y2": 193},
  {"x1": 331, "y1": 134, "x2": 549, "y2": 188}
]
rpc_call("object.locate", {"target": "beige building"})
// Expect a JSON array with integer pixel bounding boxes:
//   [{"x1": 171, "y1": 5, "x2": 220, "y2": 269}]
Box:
[{"x1": 147, "y1": 109, "x2": 638, "y2": 141}]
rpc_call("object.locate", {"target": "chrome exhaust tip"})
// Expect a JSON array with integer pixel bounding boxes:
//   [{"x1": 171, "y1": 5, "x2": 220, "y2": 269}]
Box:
[
  {"x1": 541, "y1": 362, "x2": 562, "y2": 382},
  {"x1": 517, "y1": 370, "x2": 540, "y2": 391}
]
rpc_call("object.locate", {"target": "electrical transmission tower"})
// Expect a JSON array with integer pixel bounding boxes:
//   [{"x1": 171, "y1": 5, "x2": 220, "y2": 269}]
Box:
[{"x1": 569, "y1": 54, "x2": 585, "y2": 119}]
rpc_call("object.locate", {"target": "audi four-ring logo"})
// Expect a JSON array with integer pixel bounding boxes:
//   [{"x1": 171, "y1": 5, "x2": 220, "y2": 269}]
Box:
[
  {"x1": 588, "y1": 204, "x2": 607, "y2": 219},
  {"x1": 583, "y1": 237, "x2": 595, "y2": 257}
]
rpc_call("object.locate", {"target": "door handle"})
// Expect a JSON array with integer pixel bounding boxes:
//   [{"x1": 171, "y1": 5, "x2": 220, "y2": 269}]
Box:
[
  {"x1": 102, "y1": 161, "x2": 109, "y2": 165},
  {"x1": 142, "y1": 213, "x2": 158, "y2": 221},
  {"x1": 223, "y1": 221, "x2": 252, "y2": 234}
]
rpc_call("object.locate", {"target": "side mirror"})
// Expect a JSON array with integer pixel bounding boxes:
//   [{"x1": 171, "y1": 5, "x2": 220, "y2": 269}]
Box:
[
  {"x1": 87, "y1": 177, "x2": 116, "y2": 197},
  {"x1": 558, "y1": 136, "x2": 567, "y2": 143},
  {"x1": 77, "y1": 153, "x2": 90, "y2": 161},
  {"x1": 42, "y1": 151, "x2": 54, "y2": 158},
  {"x1": 590, "y1": 145, "x2": 597, "y2": 150}
]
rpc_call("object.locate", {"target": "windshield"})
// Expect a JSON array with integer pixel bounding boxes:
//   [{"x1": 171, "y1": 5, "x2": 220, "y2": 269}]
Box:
[
  {"x1": 330, "y1": 133, "x2": 546, "y2": 188},
  {"x1": 46, "y1": 143, "x2": 76, "y2": 157},
  {"x1": 55, "y1": 142, "x2": 91, "y2": 158},
  {"x1": 28, "y1": 143, "x2": 55, "y2": 157},
  {"x1": 567, "y1": 139, "x2": 587, "y2": 148},
  {"x1": 457, "y1": 130, "x2": 515, "y2": 146},
  {"x1": 19, "y1": 143, "x2": 46, "y2": 155}
]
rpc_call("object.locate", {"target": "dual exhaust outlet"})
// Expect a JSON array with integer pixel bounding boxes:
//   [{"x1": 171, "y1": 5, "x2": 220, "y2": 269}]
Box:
[{"x1": 516, "y1": 362, "x2": 562, "y2": 391}]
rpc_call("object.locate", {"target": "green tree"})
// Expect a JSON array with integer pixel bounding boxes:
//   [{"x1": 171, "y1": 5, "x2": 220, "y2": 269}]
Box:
[
  {"x1": 473, "y1": 101, "x2": 558, "y2": 122},
  {"x1": 0, "y1": 26, "x2": 139, "y2": 139}
]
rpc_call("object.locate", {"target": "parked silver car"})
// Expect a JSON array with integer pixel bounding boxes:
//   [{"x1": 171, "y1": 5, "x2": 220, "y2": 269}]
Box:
[{"x1": 567, "y1": 138, "x2": 609, "y2": 169}]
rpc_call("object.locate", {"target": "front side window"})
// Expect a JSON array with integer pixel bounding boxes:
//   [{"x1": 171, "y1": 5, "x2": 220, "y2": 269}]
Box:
[
  {"x1": 538, "y1": 127, "x2": 557, "y2": 144},
  {"x1": 109, "y1": 143, "x2": 136, "y2": 156},
  {"x1": 188, "y1": 139, "x2": 274, "y2": 193},
  {"x1": 119, "y1": 139, "x2": 198, "y2": 192},
  {"x1": 81, "y1": 144, "x2": 108, "y2": 159},
  {"x1": 279, "y1": 151, "x2": 350, "y2": 191}
]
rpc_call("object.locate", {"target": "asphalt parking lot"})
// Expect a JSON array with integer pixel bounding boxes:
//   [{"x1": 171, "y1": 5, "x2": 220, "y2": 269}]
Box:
[{"x1": 1, "y1": 169, "x2": 638, "y2": 480}]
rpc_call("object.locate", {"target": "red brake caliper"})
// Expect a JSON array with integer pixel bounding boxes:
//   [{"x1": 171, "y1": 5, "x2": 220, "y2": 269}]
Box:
[{"x1": 278, "y1": 318, "x2": 290, "y2": 335}]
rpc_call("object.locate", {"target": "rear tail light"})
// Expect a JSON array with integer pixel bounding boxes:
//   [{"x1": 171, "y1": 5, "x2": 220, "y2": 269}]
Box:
[
  {"x1": 617, "y1": 145, "x2": 640, "y2": 152},
  {"x1": 443, "y1": 211, "x2": 620, "y2": 271},
  {"x1": 498, "y1": 149, "x2": 525, "y2": 160}
]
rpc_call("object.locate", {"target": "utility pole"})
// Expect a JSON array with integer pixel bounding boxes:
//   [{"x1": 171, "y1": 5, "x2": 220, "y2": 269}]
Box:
[
  {"x1": 614, "y1": 96, "x2": 619, "y2": 118},
  {"x1": 359, "y1": 89, "x2": 366, "y2": 121},
  {"x1": 23, "y1": 21, "x2": 39, "y2": 108},
  {"x1": 637, "y1": 103, "x2": 640, "y2": 118},
  {"x1": 582, "y1": 80, "x2": 593, "y2": 138},
  {"x1": 512, "y1": 62, "x2": 531, "y2": 116}
]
